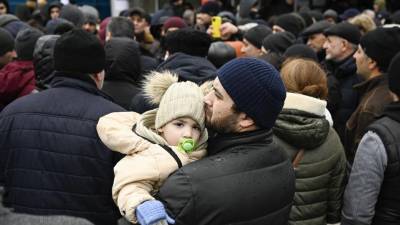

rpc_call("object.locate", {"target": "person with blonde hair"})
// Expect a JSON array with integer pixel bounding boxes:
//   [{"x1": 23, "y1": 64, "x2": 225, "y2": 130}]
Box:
[
  {"x1": 349, "y1": 14, "x2": 377, "y2": 35},
  {"x1": 274, "y1": 58, "x2": 346, "y2": 225}
]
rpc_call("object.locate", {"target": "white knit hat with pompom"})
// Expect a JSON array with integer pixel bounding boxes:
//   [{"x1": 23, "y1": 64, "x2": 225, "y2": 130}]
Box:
[{"x1": 143, "y1": 70, "x2": 206, "y2": 131}]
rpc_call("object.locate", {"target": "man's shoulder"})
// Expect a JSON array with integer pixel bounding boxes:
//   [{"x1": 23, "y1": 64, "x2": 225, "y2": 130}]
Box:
[{"x1": 1, "y1": 88, "x2": 124, "y2": 120}]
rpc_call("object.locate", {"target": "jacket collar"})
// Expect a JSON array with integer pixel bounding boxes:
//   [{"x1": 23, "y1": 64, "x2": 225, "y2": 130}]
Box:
[
  {"x1": 283, "y1": 93, "x2": 327, "y2": 117},
  {"x1": 353, "y1": 74, "x2": 387, "y2": 96},
  {"x1": 384, "y1": 101, "x2": 400, "y2": 123},
  {"x1": 207, "y1": 129, "x2": 272, "y2": 155},
  {"x1": 50, "y1": 72, "x2": 113, "y2": 101},
  {"x1": 326, "y1": 53, "x2": 357, "y2": 79}
]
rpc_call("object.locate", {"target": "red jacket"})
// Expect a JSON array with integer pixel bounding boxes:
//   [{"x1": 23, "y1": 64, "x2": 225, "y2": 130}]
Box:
[{"x1": 0, "y1": 60, "x2": 35, "y2": 106}]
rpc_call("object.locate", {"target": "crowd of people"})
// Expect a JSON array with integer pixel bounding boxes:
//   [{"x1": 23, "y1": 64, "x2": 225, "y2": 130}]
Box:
[{"x1": 1, "y1": 0, "x2": 400, "y2": 225}]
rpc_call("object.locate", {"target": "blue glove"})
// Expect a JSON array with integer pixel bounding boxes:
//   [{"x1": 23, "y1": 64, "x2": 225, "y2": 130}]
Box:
[{"x1": 136, "y1": 200, "x2": 175, "y2": 225}]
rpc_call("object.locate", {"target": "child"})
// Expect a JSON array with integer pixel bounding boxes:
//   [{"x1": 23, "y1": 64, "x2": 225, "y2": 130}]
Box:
[{"x1": 96, "y1": 71, "x2": 208, "y2": 225}]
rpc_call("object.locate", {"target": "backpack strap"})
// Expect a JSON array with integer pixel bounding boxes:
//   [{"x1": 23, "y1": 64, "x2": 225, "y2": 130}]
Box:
[
  {"x1": 160, "y1": 145, "x2": 183, "y2": 168},
  {"x1": 292, "y1": 149, "x2": 305, "y2": 169},
  {"x1": 132, "y1": 124, "x2": 183, "y2": 168}
]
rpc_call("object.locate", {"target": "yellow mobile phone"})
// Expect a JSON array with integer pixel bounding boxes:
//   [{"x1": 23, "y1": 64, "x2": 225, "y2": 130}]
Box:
[{"x1": 211, "y1": 16, "x2": 222, "y2": 38}]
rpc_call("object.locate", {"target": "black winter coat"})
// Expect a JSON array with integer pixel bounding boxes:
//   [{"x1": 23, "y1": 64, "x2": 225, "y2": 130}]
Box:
[
  {"x1": 326, "y1": 56, "x2": 362, "y2": 142},
  {"x1": 158, "y1": 129, "x2": 295, "y2": 225},
  {"x1": 0, "y1": 75, "x2": 124, "y2": 225}
]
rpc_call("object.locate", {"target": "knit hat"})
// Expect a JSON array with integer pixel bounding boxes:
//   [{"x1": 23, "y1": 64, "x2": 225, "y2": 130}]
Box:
[
  {"x1": 243, "y1": 25, "x2": 272, "y2": 49},
  {"x1": 15, "y1": 27, "x2": 44, "y2": 60},
  {"x1": 163, "y1": 16, "x2": 187, "y2": 31},
  {"x1": 217, "y1": 58, "x2": 286, "y2": 129},
  {"x1": 262, "y1": 31, "x2": 295, "y2": 55},
  {"x1": 360, "y1": 27, "x2": 400, "y2": 72},
  {"x1": 302, "y1": 20, "x2": 332, "y2": 37},
  {"x1": 323, "y1": 9, "x2": 338, "y2": 20},
  {"x1": 284, "y1": 44, "x2": 318, "y2": 62},
  {"x1": 79, "y1": 5, "x2": 99, "y2": 24},
  {"x1": 218, "y1": 11, "x2": 236, "y2": 25},
  {"x1": 144, "y1": 70, "x2": 206, "y2": 131},
  {"x1": 199, "y1": 1, "x2": 221, "y2": 16},
  {"x1": 388, "y1": 52, "x2": 400, "y2": 97},
  {"x1": 54, "y1": 28, "x2": 105, "y2": 74},
  {"x1": 324, "y1": 22, "x2": 361, "y2": 45},
  {"x1": 339, "y1": 8, "x2": 360, "y2": 21},
  {"x1": 164, "y1": 27, "x2": 211, "y2": 57},
  {"x1": 60, "y1": 4, "x2": 85, "y2": 27},
  {"x1": 45, "y1": 18, "x2": 74, "y2": 34},
  {"x1": 208, "y1": 41, "x2": 236, "y2": 68},
  {"x1": 0, "y1": 27, "x2": 13, "y2": 56},
  {"x1": 275, "y1": 13, "x2": 306, "y2": 37}
]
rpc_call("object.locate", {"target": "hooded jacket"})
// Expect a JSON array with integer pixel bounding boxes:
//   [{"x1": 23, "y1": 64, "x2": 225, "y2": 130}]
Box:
[
  {"x1": 33, "y1": 35, "x2": 59, "y2": 91},
  {"x1": 157, "y1": 52, "x2": 217, "y2": 85},
  {"x1": 102, "y1": 37, "x2": 142, "y2": 109},
  {"x1": 273, "y1": 93, "x2": 347, "y2": 225},
  {"x1": 96, "y1": 110, "x2": 207, "y2": 223},
  {"x1": 0, "y1": 60, "x2": 35, "y2": 106}
]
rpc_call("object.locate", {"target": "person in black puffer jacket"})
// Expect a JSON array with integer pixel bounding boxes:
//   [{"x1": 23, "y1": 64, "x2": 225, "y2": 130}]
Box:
[{"x1": 0, "y1": 29, "x2": 124, "y2": 225}]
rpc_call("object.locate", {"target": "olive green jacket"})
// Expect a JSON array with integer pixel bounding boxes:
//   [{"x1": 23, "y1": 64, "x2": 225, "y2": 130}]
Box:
[{"x1": 273, "y1": 93, "x2": 347, "y2": 225}]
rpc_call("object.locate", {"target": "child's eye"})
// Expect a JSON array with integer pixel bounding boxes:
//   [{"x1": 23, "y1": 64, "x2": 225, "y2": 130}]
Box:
[
  {"x1": 193, "y1": 126, "x2": 200, "y2": 131},
  {"x1": 174, "y1": 122, "x2": 184, "y2": 127}
]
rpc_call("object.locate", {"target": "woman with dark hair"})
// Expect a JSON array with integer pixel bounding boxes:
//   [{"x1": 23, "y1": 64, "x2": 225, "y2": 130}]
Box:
[{"x1": 273, "y1": 58, "x2": 346, "y2": 225}]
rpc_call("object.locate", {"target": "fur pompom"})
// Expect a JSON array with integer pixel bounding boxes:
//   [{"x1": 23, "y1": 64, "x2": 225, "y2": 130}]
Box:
[{"x1": 143, "y1": 70, "x2": 179, "y2": 105}]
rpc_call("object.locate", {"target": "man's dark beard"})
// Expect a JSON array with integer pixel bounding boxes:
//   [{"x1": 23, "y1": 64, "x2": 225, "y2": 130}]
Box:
[{"x1": 206, "y1": 111, "x2": 240, "y2": 134}]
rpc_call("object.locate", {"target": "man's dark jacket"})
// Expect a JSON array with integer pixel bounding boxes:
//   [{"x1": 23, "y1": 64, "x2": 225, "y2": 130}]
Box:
[
  {"x1": 326, "y1": 56, "x2": 362, "y2": 142},
  {"x1": 156, "y1": 52, "x2": 217, "y2": 85},
  {"x1": 158, "y1": 129, "x2": 295, "y2": 225},
  {"x1": 0, "y1": 74, "x2": 124, "y2": 225}
]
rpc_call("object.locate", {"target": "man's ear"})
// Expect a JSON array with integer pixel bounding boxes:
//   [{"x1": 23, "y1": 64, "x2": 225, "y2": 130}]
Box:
[
  {"x1": 238, "y1": 112, "x2": 255, "y2": 130},
  {"x1": 368, "y1": 58, "x2": 378, "y2": 71}
]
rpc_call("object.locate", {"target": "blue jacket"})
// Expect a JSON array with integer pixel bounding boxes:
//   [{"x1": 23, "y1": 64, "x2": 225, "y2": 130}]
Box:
[{"x1": 0, "y1": 74, "x2": 125, "y2": 225}]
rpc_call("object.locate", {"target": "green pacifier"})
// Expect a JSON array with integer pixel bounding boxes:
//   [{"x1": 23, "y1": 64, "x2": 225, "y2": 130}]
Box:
[{"x1": 178, "y1": 138, "x2": 196, "y2": 153}]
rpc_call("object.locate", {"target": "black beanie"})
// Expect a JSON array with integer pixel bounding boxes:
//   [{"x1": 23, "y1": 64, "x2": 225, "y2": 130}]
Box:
[
  {"x1": 324, "y1": 22, "x2": 361, "y2": 45},
  {"x1": 0, "y1": 27, "x2": 14, "y2": 56},
  {"x1": 262, "y1": 32, "x2": 296, "y2": 55},
  {"x1": 243, "y1": 25, "x2": 272, "y2": 49},
  {"x1": 60, "y1": 4, "x2": 84, "y2": 27},
  {"x1": 164, "y1": 27, "x2": 211, "y2": 57},
  {"x1": 284, "y1": 44, "x2": 318, "y2": 62},
  {"x1": 360, "y1": 27, "x2": 400, "y2": 72},
  {"x1": 15, "y1": 27, "x2": 44, "y2": 60},
  {"x1": 388, "y1": 52, "x2": 400, "y2": 97},
  {"x1": 275, "y1": 13, "x2": 306, "y2": 37},
  {"x1": 199, "y1": 1, "x2": 221, "y2": 16},
  {"x1": 54, "y1": 28, "x2": 105, "y2": 74},
  {"x1": 208, "y1": 41, "x2": 236, "y2": 68}
]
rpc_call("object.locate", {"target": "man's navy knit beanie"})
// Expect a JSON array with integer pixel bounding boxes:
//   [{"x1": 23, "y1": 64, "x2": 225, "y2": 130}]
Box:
[{"x1": 217, "y1": 57, "x2": 286, "y2": 130}]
